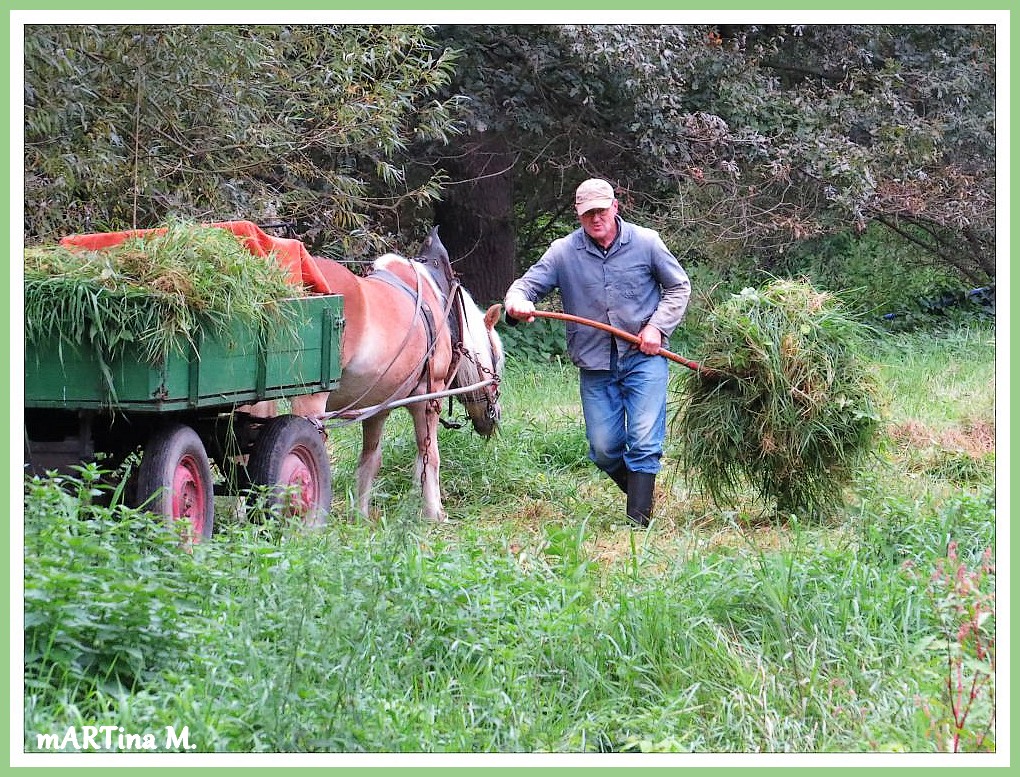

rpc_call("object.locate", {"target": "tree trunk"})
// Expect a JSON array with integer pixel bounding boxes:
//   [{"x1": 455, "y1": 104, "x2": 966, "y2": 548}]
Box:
[{"x1": 434, "y1": 134, "x2": 516, "y2": 304}]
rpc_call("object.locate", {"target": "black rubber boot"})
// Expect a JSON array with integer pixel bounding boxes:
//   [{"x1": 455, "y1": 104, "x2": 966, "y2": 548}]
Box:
[
  {"x1": 626, "y1": 472, "x2": 656, "y2": 527},
  {"x1": 606, "y1": 465, "x2": 629, "y2": 494}
]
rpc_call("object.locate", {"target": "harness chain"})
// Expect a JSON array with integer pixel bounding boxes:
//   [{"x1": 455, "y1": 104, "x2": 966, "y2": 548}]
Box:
[
  {"x1": 449, "y1": 283, "x2": 501, "y2": 420},
  {"x1": 455, "y1": 341, "x2": 501, "y2": 420}
]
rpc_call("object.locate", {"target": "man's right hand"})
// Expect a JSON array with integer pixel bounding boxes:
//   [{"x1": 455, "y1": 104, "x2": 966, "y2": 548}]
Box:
[{"x1": 505, "y1": 299, "x2": 537, "y2": 323}]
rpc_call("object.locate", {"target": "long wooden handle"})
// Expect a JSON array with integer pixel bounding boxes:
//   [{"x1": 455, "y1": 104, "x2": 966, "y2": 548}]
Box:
[{"x1": 525, "y1": 309, "x2": 709, "y2": 374}]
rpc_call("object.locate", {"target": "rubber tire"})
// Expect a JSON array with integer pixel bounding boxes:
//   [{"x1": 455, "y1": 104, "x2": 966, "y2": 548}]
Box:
[
  {"x1": 247, "y1": 415, "x2": 332, "y2": 528},
  {"x1": 136, "y1": 423, "x2": 215, "y2": 541}
]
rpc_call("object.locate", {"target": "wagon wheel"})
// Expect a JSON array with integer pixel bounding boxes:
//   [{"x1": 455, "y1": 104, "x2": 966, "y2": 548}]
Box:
[
  {"x1": 136, "y1": 424, "x2": 215, "y2": 542},
  {"x1": 246, "y1": 415, "x2": 332, "y2": 528}
]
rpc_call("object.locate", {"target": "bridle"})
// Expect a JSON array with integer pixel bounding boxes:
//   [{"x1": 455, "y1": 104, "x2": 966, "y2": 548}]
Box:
[
  {"x1": 414, "y1": 248, "x2": 502, "y2": 426},
  {"x1": 452, "y1": 293, "x2": 502, "y2": 422}
]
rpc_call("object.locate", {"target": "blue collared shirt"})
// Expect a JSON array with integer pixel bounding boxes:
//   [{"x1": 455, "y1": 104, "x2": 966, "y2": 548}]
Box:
[{"x1": 505, "y1": 217, "x2": 691, "y2": 370}]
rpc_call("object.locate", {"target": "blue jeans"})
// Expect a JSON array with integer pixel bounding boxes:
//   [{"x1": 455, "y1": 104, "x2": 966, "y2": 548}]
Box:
[{"x1": 578, "y1": 345, "x2": 668, "y2": 476}]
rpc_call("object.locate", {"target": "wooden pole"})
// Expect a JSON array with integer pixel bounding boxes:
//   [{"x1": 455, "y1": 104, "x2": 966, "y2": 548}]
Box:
[{"x1": 525, "y1": 310, "x2": 714, "y2": 375}]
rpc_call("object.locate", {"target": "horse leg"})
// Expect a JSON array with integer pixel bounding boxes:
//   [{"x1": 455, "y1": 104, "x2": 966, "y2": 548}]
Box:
[
  {"x1": 409, "y1": 401, "x2": 446, "y2": 522},
  {"x1": 290, "y1": 391, "x2": 330, "y2": 420},
  {"x1": 238, "y1": 400, "x2": 278, "y2": 418},
  {"x1": 355, "y1": 412, "x2": 388, "y2": 518}
]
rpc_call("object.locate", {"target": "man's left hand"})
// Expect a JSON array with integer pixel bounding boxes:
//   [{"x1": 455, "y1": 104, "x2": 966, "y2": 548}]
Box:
[{"x1": 637, "y1": 324, "x2": 663, "y2": 355}]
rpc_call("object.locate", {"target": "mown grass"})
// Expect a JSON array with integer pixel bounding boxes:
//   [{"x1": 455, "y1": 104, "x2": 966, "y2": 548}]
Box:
[
  {"x1": 25, "y1": 220, "x2": 301, "y2": 366},
  {"x1": 21, "y1": 320, "x2": 997, "y2": 756}
]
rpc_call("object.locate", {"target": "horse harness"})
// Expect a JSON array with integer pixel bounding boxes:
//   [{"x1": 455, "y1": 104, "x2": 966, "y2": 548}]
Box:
[
  {"x1": 315, "y1": 251, "x2": 500, "y2": 431},
  {"x1": 366, "y1": 266, "x2": 448, "y2": 399},
  {"x1": 372, "y1": 265, "x2": 500, "y2": 427}
]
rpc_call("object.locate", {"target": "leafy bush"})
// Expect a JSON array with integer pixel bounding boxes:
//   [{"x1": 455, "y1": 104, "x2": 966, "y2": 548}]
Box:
[
  {"x1": 23, "y1": 466, "x2": 206, "y2": 696},
  {"x1": 498, "y1": 316, "x2": 570, "y2": 364},
  {"x1": 764, "y1": 231, "x2": 992, "y2": 326}
]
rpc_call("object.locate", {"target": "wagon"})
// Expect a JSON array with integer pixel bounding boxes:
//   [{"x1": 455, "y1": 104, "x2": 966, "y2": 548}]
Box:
[{"x1": 24, "y1": 293, "x2": 344, "y2": 539}]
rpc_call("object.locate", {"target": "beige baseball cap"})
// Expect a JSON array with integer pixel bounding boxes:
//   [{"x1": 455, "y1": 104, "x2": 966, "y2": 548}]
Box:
[{"x1": 574, "y1": 178, "x2": 616, "y2": 215}]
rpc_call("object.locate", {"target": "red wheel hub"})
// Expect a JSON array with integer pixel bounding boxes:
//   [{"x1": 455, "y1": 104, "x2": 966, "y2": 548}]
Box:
[
  {"x1": 172, "y1": 454, "x2": 209, "y2": 538},
  {"x1": 279, "y1": 446, "x2": 319, "y2": 518}
]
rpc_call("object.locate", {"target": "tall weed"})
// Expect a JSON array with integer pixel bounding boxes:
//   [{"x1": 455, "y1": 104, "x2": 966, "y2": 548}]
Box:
[
  {"x1": 23, "y1": 465, "x2": 207, "y2": 697},
  {"x1": 903, "y1": 493, "x2": 996, "y2": 752}
]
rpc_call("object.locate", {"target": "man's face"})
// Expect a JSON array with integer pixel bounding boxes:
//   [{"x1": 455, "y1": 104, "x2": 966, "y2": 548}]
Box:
[{"x1": 578, "y1": 200, "x2": 618, "y2": 247}]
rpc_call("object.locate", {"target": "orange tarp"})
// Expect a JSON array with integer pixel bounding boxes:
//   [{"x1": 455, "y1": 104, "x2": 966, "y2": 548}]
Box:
[{"x1": 59, "y1": 220, "x2": 332, "y2": 294}]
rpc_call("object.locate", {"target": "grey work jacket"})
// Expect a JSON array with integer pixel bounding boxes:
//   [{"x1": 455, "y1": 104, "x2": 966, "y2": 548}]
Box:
[{"x1": 505, "y1": 218, "x2": 691, "y2": 371}]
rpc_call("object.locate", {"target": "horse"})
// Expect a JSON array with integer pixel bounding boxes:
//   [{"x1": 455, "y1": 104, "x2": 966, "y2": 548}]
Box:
[
  {"x1": 413, "y1": 227, "x2": 505, "y2": 438},
  {"x1": 290, "y1": 228, "x2": 504, "y2": 522}
]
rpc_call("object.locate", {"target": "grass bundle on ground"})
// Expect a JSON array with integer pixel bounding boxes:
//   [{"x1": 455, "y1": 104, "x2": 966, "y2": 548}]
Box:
[
  {"x1": 25, "y1": 220, "x2": 301, "y2": 370},
  {"x1": 673, "y1": 280, "x2": 883, "y2": 519}
]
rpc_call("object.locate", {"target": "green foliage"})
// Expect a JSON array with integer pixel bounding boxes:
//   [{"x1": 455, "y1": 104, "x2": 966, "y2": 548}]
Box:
[
  {"x1": 23, "y1": 480, "x2": 997, "y2": 753},
  {"x1": 24, "y1": 25, "x2": 461, "y2": 252},
  {"x1": 898, "y1": 493, "x2": 996, "y2": 752},
  {"x1": 438, "y1": 24, "x2": 994, "y2": 286},
  {"x1": 668, "y1": 25, "x2": 995, "y2": 283},
  {"x1": 674, "y1": 280, "x2": 883, "y2": 517},
  {"x1": 23, "y1": 465, "x2": 206, "y2": 696},
  {"x1": 22, "y1": 24, "x2": 995, "y2": 292},
  {"x1": 660, "y1": 231, "x2": 993, "y2": 348},
  {"x1": 497, "y1": 317, "x2": 570, "y2": 364},
  {"x1": 766, "y1": 231, "x2": 989, "y2": 322}
]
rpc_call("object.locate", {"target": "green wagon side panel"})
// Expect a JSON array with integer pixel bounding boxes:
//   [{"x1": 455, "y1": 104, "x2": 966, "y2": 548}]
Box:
[{"x1": 25, "y1": 295, "x2": 343, "y2": 412}]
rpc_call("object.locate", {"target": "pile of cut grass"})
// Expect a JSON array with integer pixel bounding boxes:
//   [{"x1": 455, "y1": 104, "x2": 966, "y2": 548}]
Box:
[
  {"x1": 673, "y1": 280, "x2": 883, "y2": 518},
  {"x1": 24, "y1": 219, "x2": 301, "y2": 369}
]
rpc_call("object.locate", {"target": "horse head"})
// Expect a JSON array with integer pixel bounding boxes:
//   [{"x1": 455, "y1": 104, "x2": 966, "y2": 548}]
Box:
[
  {"x1": 453, "y1": 297, "x2": 505, "y2": 438},
  {"x1": 413, "y1": 227, "x2": 504, "y2": 438}
]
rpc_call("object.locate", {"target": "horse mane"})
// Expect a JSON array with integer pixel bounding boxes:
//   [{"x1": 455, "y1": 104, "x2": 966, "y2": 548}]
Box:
[{"x1": 454, "y1": 284, "x2": 505, "y2": 388}]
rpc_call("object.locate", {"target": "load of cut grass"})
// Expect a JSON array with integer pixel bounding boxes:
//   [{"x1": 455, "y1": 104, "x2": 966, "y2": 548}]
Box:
[
  {"x1": 673, "y1": 280, "x2": 883, "y2": 519},
  {"x1": 25, "y1": 219, "x2": 302, "y2": 373}
]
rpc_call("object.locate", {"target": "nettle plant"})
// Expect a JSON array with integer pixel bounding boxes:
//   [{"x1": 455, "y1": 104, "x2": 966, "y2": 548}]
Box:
[
  {"x1": 910, "y1": 538, "x2": 996, "y2": 752},
  {"x1": 23, "y1": 465, "x2": 207, "y2": 696}
]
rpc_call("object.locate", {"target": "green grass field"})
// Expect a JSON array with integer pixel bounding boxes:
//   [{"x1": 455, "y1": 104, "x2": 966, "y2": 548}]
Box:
[{"x1": 22, "y1": 321, "x2": 996, "y2": 755}]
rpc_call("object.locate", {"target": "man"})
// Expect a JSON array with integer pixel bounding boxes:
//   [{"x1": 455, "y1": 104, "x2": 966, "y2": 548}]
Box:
[{"x1": 504, "y1": 178, "x2": 691, "y2": 527}]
